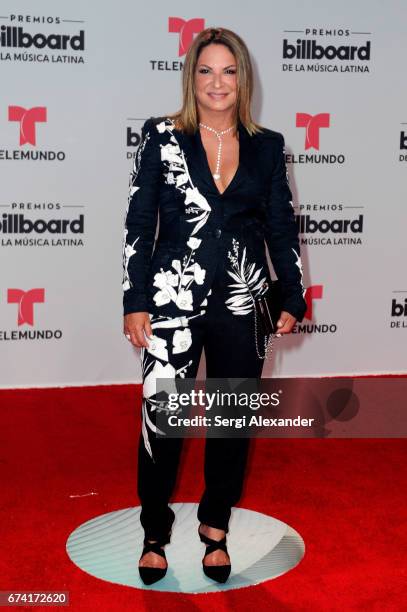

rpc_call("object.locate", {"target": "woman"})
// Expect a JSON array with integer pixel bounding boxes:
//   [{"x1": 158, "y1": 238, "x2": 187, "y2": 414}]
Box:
[{"x1": 122, "y1": 27, "x2": 306, "y2": 585}]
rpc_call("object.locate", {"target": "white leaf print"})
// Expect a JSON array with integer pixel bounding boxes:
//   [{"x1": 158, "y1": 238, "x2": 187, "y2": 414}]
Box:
[
  {"x1": 143, "y1": 361, "x2": 177, "y2": 399},
  {"x1": 180, "y1": 273, "x2": 194, "y2": 287},
  {"x1": 145, "y1": 334, "x2": 168, "y2": 362},
  {"x1": 161, "y1": 143, "x2": 183, "y2": 164},
  {"x1": 152, "y1": 284, "x2": 177, "y2": 305},
  {"x1": 153, "y1": 270, "x2": 179, "y2": 289},
  {"x1": 172, "y1": 328, "x2": 192, "y2": 354},
  {"x1": 122, "y1": 236, "x2": 140, "y2": 291},
  {"x1": 139, "y1": 311, "x2": 201, "y2": 461},
  {"x1": 165, "y1": 171, "x2": 175, "y2": 184},
  {"x1": 187, "y1": 212, "x2": 210, "y2": 236},
  {"x1": 225, "y1": 239, "x2": 267, "y2": 316},
  {"x1": 292, "y1": 247, "x2": 305, "y2": 294},
  {"x1": 171, "y1": 259, "x2": 182, "y2": 275},
  {"x1": 129, "y1": 185, "x2": 140, "y2": 198},
  {"x1": 156, "y1": 120, "x2": 174, "y2": 134},
  {"x1": 192, "y1": 262, "x2": 205, "y2": 285},
  {"x1": 175, "y1": 288, "x2": 193, "y2": 311},
  {"x1": 122, "y1": 129, "x2": 152, "y2": 292},
  {"x1": 187, "y1": 237, "x2": 202, "y2": 250},
  {"x1": 145, "y1": 118, "x2": 212, "y2": 313},
  {"x1": 184, "y1": 186, "x2": 211, "y2": 211},
  {"x1": 176, "y1": 173, "x2": 188, "y2": 187}
]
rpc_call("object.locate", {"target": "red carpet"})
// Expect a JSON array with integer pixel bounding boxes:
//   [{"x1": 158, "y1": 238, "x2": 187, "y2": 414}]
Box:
[{"x1": 0, "y1": 384, "x2": 406, "y2": 611}]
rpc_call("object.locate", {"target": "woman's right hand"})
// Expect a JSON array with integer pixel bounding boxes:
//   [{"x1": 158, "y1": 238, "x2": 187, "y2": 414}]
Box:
[{"x1": 123, "y1": 312, "x2": 153, "y2": 348}]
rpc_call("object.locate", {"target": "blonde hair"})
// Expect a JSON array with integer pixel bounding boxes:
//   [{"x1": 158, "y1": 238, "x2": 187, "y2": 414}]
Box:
[{"x1": 167, "y1": 27, "x2": 264, "y2": 136}]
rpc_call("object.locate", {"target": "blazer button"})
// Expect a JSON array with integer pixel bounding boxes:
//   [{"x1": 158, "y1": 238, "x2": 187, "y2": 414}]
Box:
[{"x1": 214, "y1": 229, "x2": 222, "y2": 238}]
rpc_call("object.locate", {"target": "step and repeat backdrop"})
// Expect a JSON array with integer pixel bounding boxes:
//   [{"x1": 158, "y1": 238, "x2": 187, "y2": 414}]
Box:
[{"x1": 1, "y1": 1, "x2": 406, "y2": 387}]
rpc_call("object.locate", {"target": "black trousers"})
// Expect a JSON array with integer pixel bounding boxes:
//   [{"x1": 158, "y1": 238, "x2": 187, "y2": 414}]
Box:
[{"x1": 137, "y1": 266, "x2": 266, "y2": 542}]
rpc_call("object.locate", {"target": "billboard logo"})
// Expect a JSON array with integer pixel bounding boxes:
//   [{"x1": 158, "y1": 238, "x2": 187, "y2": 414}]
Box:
[
  {"x1": 391, "y1": 297, "x2": 407, "y2": 318},
  {"x1": 296, "y1": 211, "x2": 364, "y2": 246},
  {"x1": 8, "y1": 106, "x2": 47, "y2": 146},
  {"x1": 0, "y1": 213, "x2": 84, "y2": 234},
  {"x1": 281, "y1": 28, "x2": 372, "y2": 75},
  {"x1": 390, "y1": 294, "x2": 407, "y2": 329},
  {"x1": 0, "y1": 26, "x2": 84, "y2": 50},
  {"x1": 283, "y1": 39, "x2": 370, "y2": 62},
  {"x1": 400, "y1": 131, "x2": 407, "y2": 162}
]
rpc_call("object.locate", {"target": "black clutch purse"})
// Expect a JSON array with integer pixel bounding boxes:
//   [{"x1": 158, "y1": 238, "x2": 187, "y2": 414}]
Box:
[{"x1": 253, "y1": 279, "x2": 284, "y2": 346}]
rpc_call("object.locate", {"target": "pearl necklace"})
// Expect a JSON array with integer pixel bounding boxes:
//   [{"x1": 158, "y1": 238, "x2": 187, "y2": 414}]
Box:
[{"x1": 199, "y1": 122, "x2": 234, "y2": 180}]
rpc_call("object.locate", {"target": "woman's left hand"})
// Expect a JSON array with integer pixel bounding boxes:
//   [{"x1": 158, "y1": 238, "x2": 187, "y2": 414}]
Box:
[{"x1": 276, "y1": 311, "x2": 297, "y2": 335}]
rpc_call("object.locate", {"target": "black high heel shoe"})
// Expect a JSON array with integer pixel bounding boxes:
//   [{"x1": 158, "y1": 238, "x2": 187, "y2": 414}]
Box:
[
  {"x1": 198, "y1": 525, "x2": 231, "y2": 583},
  {"x1": 138, "y1": 536, "x2": 168, "y2": 585},
  {"x1": 138, "y1": 507, "x2": 175, "y2": 585}
]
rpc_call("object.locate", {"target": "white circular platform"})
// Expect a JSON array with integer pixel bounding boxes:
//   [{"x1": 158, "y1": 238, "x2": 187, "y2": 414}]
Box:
[{"x1": 66, "y1": 503, "x2": 305, "y2": 593}]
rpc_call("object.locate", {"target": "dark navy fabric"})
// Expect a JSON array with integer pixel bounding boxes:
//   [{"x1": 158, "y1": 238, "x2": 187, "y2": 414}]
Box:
[
  {"x1": 123, "y1": 115, "x2": 307, "y2": 539},
  {"x1": 122, "y1": 116, "x2": 306, "y2": 322}
]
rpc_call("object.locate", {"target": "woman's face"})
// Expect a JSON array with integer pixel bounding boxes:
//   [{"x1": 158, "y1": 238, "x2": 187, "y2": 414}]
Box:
[{"x1": 194, "y1": 43, "x2": 238, "y2": 115}]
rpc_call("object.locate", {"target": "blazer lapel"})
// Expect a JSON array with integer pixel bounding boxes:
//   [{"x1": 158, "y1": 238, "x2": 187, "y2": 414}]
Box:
[
  {"x1": 172, "y1": 119, "x2": 256, "y2": 197},
  {"x1": 231, "y1": 120, "x2": 256, "y2": 194},
  {"x1": 171, "y1": 125, "x2": 213, "y2": 195}
]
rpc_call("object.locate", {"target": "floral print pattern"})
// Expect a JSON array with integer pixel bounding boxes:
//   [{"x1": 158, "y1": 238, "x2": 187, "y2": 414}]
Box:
[
  {"x1": 147, "y1": 119, "x2": 212, "y2": 312},
  {"x1": 122, "y1": 130, "x2": 151, "y2": 293},
  {"x1": 124, "y1": 117, "x2": 307, "y2": 460},
  {"x1": 225, "y1": 238, "x2": 268, "y2": 316},
  {"x1": 156, "y1": 119, "x2": 212, "y2": 236},
  {"x1": 151, "y1": 237, "x2": 206, "y2": 311},
  {"x1": 140, "y1": 309, "x2": 205, "y2": 460},
  {"x1": 292, "y1": 246, "x2": 306, "y2": 297}
]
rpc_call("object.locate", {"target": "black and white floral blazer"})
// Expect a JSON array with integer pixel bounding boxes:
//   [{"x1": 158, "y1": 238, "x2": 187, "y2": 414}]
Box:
[{"x1": 122, "y1": 116, "x2": 306, "y2": 322}]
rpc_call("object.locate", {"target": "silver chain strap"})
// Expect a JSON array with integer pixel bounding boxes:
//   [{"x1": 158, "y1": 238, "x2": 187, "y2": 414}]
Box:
[{"x1": 253, "y1": 304, "x2": 274, "y2": 359}]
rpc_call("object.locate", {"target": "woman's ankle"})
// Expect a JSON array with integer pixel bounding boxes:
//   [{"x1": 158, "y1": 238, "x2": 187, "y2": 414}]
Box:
[{"x1": 199, "y1": 523, "x2": 227, "y2": 540}]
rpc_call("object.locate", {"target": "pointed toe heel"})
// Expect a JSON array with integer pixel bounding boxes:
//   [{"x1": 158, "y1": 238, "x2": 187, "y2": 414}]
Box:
[
  {"x1": 198, "y1": 525, "x2": 231, "y2": 584},
  {"x1": 138, "y1": 565, "x2": 167, "y2": 585},
  {"x1": 138, "y1": 538, "x2": 168, "y2": 585},
  {"x1": 138, "y1": 508, "x2": 175, "y2": 585},
  {"x1": 202, "y1": 562, "x2": 231, "y2": 583}
]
